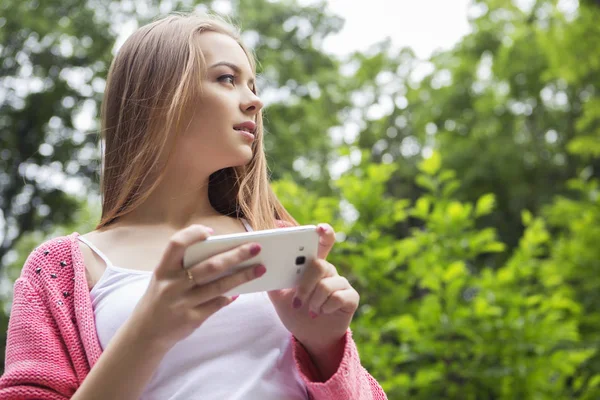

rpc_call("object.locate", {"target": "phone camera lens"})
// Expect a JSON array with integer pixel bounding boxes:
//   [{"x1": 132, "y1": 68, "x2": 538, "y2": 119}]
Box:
[{"x1": 295, "y1": 256, "x2": 306, "y2": 265}]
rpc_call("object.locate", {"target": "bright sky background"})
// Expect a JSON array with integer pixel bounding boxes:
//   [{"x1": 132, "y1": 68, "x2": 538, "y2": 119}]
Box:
[
  {"x1": 207, "y1": 0, "x2": 474, "y2": 59},
  {"x1": 117, "y1": 0, "x2": 475, "y2": 61},
  {"x1": 310, "y1": 0, "x2": 473, "y2": 59}
]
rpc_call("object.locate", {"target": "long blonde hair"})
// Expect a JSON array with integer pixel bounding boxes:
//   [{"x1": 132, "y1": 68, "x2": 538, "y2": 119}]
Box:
[{"x1": 97, "y1": 12, "x2": 296, "y2": 230}]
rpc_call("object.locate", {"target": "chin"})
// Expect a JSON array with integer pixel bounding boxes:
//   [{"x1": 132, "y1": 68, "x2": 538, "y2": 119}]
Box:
[
  {"x1": 239, "y1": 147, "x2": 254, "y2": 165},
  {"x1": 228, "y1": 147, "x2": 254, "y2": 168}
]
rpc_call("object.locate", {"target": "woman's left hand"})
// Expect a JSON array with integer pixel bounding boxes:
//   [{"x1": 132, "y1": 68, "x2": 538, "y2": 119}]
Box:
[{"x1": 268, "y1": 223, "x2": 359, "y2": 362}]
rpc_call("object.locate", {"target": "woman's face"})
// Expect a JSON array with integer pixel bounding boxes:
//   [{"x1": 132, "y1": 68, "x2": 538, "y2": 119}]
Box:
[{"x1": 171, "y1": 31, "x2": 263, "y2": 178}]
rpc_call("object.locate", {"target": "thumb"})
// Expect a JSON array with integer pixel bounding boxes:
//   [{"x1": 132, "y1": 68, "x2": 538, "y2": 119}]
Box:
[
  {"x1": 317, "y1": 224, "x2": 336, "y2": 260},
  {"x1": 268, "y1": 288, "x2": 295, "y2": 302}
]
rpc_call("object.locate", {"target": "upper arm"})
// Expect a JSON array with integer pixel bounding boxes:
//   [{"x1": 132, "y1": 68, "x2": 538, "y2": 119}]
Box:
[{"x1": 0, "y1": 278, "x2": 76, "y2": 399}]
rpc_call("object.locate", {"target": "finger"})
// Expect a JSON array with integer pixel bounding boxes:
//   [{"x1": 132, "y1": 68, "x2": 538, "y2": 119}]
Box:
[
  {"x1": 320, "y1": 288, "x2": 360, "y2": 315},
  {"x1": 266, "y1": 288, "x2": 294, "y2": 304},
  {"x1": 316, "y1": 223, "x2": 336, "y2": 260},
  {"x1": 188, "y1": 242, "x2": 262, "y2": 286},
  {"x1": 156, "y1": 224, "x2": 213, "y2": 278},
  {"x1": 190, "y1": 295, "x2": 235, "y2": 321},
  {"x1": 188, "y1": 263, "x2": 266, "y2": 305},
  {"x1": 306, "y1": 276, "x2": 351, "y2": 315},
  {"x1": 292, "y1": 259, "x2": 336, "y2": 309}
]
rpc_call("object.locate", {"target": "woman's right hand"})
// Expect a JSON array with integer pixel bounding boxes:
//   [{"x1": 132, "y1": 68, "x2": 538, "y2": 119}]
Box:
[{"x1": 128, "y1": 224, "x2": 265, "y2": 351}]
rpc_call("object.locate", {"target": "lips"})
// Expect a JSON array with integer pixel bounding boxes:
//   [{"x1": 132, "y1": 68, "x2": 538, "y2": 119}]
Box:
[{"x1": 233, "y1": 121, "x2": 257, "y2": 134}]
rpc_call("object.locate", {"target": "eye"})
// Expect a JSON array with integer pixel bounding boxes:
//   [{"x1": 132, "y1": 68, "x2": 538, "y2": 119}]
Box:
[{"x1": 218, "y1": 74, "x2": 235, "y2": 85}]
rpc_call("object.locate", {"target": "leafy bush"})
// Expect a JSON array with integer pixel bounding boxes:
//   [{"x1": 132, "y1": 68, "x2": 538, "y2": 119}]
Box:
[{"x1": 276, "y1": 152, "x2": 598, "y2": 399}]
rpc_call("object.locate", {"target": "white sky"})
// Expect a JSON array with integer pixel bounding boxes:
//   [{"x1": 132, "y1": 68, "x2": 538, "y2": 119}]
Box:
[
  {"x1": 319, "y1": 0, "x2": 580, "y2": 59},
  {"x1": 118, "y1": 0, "x2": 474, "y2": 60},
  {"x1": 314, "y1": 0, "x2": 473, "y2": 59}
]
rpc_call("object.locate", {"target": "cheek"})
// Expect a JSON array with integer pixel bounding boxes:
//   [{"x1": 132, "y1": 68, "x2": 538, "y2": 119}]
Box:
[
  {"x1": 200, "y1": 88, "x2": 233, "y2": 112},
  {"x1": 191, "y1": 99, "x2": 231, "y2": 131},
  {"x1": 185, "y1": 112, "x2": 218, "y2": 139}
]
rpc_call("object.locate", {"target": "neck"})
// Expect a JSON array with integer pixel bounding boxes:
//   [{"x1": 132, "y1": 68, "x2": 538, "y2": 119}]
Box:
[{"x1": 115, "y1": 168, "x2": 222, "y2": 230}]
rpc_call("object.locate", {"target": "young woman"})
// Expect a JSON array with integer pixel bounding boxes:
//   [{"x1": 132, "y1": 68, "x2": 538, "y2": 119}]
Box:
[{"x1": 0, "y1": 12, "x2": 387, "y2": 399}]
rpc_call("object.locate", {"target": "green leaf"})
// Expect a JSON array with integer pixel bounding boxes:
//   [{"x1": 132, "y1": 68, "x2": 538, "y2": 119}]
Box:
[
  {"x1": 411, "y1": 197, "x2": 431, "y2": 219},
  {"x1": 522, "y1": 210, "x2": 533, "y2": 226},
  {"x1": 447, "y1": 201, "x2": 470, "y2": 222},
  {"x1": 443, "y1": 261, "x2": 467, "y2": 282},
  {"x1": 475, "y1": 193, "x2": 496, "y2": 217},
  {"x1": 589, "y1": 375, "x2": 600, "y2": 388},
  {"x1": 481, "y1": 241, "x2": 506, "y2": 253},
  {"x1": 415, "y1": 174, "x2": 438, "y2": 193},
  {"x1": 388, "y1": 314, "x2": 420, "y2": 342},
  {"x1": 419, "y1": 151, "x2": 442, "y2": 176},
  {"x1": 414, "y1": 367, "x2": 443, "y2": 387}
]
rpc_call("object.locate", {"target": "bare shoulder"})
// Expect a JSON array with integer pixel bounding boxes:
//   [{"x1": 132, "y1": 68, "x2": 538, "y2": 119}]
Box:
[
  {"x1": 78, "y1": 231, "x2": 107, "y2": 290},
  {"x1": 77, "y1": 225, "x2": 172, "y2": 279},
  {"x1": 77, "y1": 227, "x2": 146, "y2": 288}
]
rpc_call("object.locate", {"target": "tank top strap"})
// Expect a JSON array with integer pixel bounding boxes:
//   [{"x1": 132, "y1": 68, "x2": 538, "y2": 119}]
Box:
[
  {"x1": 77, "y1": 235, "x2": 114, "y2": 268},
  {"x1": 240, "y1": 218, "x2": 253, "y2": 232}
]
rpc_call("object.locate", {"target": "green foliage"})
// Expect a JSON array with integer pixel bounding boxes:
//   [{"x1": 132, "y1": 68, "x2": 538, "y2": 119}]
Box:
[
  {"x1": 277, "y1": 151, "x2": 598, "y2": 398},
  {"x1": 2, "y1": 0, "x2": 600, "y2": 398},
  {"x1": 541, "y1": 176, "x2": 600, "y2": 399},
  {"x1": 342, "y1": 0, "x2": 600, "y2": 255},
  {"x1": 0, "y1": 0, "x2": 114, "y2": 262}
]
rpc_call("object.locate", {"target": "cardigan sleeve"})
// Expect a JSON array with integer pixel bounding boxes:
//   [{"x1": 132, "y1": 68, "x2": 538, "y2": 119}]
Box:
[
  {"x1": 0, "y1": 277, "x2": 76, "y2": 399},
  {"x1": 293, "y1": 330, "x2": 388, "y2": 400}
]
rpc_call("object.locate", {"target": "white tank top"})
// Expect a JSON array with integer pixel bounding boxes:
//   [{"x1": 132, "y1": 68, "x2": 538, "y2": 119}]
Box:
[{"x1": 80, "y1": 220, "x2": 307, "y2": 400}]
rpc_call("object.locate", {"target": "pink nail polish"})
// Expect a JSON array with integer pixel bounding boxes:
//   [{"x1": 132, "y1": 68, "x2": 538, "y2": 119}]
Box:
[
  {"x1": 250, "y1": 244, "x2": 261, "y2": 256},
  {"x1": 293, "y1": 297, "x2": 302, "y2": 309},
  {"x1": 254, "y1": 265, "x2": 266, "y2": 277},
  {"x1": 232, "y1": 295, "x2": 239, "y2": 301},
  {"x1": 309, "y1": 311, "x2": 318, "y2": 319}
]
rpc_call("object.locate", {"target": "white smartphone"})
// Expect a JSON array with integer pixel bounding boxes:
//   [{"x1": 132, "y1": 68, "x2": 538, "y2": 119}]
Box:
[{"x1": 183, "y1": 225, "x2": 319, "y2": 296}]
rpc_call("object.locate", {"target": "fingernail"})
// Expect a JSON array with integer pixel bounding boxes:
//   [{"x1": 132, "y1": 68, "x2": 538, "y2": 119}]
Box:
[
  {"x1": 309, "y1": 311, "x2": 318, "y2": 319},
  {"x1": 206, "y1": 227, "x2": 214, "y2": 234},
  {"x1": 293, "y1": 297, "x2": 302, "y2": 309},
  {"x1": 231, "y1": 295, "x2": 239, "y2": 301},
  {"x1": 254, "y1": 265, "x2": 266, "y2": 277},
  {"x1": 250, "y1": 243, "x2": 261, "y2": 256},
  {"x1": 318, "y1": 226, "x2": 326, "y2": 233}
]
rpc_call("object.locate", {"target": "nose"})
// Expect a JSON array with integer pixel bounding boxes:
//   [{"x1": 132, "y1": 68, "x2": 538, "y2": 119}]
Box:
[{"x1": 241, "y1": 90, "x2": 263, "y2": 116}]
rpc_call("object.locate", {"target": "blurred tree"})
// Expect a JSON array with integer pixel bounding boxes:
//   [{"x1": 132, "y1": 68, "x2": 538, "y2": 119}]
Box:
[
  {"x1": 338, "y1": 0, "x2": 600, "y2": 257},
  {"x1": 0, "y1": 0, "x2": 351, "y2": 271},
  {"x1": 0, "y1": 0, "x2": 115, "y2": 265}
]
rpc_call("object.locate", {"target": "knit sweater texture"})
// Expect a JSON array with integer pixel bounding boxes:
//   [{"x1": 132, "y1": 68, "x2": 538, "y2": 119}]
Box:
[{"x1": 0, "y1": 233, "x2": 387, "y2": 399}]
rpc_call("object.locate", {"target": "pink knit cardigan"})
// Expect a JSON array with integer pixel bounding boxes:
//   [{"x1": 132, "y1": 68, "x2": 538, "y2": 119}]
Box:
[{"x1": 0, "y1": 233, "x2": 387, "y2": 399}]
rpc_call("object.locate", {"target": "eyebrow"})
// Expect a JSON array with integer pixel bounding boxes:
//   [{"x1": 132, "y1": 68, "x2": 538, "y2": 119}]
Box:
[{"x1": 209, "y1": 61, "x2": 255, "y2": 86}]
